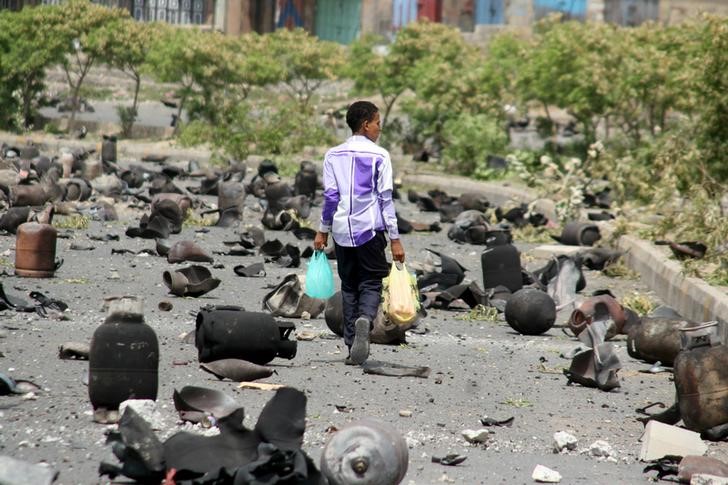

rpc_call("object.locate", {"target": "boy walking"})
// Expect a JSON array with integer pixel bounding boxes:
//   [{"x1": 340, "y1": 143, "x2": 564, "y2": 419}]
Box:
[{"x1": 314, "y1": 101, "x2": 405, "y2": 365}]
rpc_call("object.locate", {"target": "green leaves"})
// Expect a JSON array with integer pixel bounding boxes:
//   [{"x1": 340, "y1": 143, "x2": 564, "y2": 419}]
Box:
[{"x1": 266, "y1": 28, "x2": 345, "y2": 109}]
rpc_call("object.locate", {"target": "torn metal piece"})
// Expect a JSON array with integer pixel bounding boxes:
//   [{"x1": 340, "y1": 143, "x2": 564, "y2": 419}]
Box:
[
  {"x1": 200, "y1": 359, "x2": 274, "y2": 382},
  {"x1": 173, "y1": 386, "x2": 239, "y2": 424},
  {"x1": 58, "y1": 342, "x2": 89, "y2": 360},
  {"x1": 361, "y1": 360, "x2": 430, "y2": 378},
  {"x1": 432, "y1": 454, "x2": 467, "y2": 466},
  {"x1": 479, "y1": 416, "x2": 514, "y2": 427},
  {"x1": 98, "y1": 406, "x2": 165, "y2": 483}
]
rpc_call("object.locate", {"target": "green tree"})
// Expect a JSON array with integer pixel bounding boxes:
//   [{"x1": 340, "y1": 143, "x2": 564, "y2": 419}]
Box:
[
  {"x1": 54, "y1": 0, "x2": 128, "y2": 132},
  {"x1": 267, "y1": 28, "x2": 344, "y2": 110},
  {"x1": 146, "y1": 26, "x2": 241, "y2": 130},
  {"x1": 346, "y1": 34, "x2": 405, "y2": 131},
  {"x1": 98, "y1": 17, "x2": 153, "y2": 137},
  {"x1": 694, "y1": 15, "x2": 728, "y2": 182},
  {"x1": 0, "y1": 5, "x2": 67, "y2": 130},
  {"x1": 518, "y1": 17, "x2": 619, "y2": 145},
  {"x1": 394, "y1": 21, "x2": 482, "y2": 151}
]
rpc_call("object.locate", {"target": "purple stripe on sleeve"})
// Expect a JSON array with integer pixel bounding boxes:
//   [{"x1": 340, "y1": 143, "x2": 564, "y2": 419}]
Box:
[{"x1": 322, "y1": 188, "x2": 339, "y2": 223}]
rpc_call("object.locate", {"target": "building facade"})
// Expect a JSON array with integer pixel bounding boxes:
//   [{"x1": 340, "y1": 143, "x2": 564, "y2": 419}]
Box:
[{"x1": 2, "y1": 0, "x2": 727, "y2": 42}]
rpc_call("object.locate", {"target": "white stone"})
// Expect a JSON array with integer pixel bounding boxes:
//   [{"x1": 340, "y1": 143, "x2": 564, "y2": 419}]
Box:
[
  {"x1": 532, "y1": 464, "x2": 562, "y2": 483},
  {"x1": 589, "y1": 440, "x2": 613, "y2": 458},
  {"x1": 691, "y1": 473, "x2": 728, "y2": 485},
  {"x1": 119, "y1": 399, "x2": 165, "y2": 430},
  {"x1": 461, "y1": 429, "x2": 491, "y2": 444},
  {"x1": 530, "y1": 245, "x2": 584, "y2": 258},
  {"x1": 639, "y1": 421, "x2": 707, "y2": 461},
  {"x1": 553, "y1": 431, "x2": 578, "y2": 453}
]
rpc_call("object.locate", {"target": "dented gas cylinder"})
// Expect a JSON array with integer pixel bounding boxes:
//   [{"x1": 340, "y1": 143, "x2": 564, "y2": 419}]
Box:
[
  {"x1": 15, "y1": 222, "x2": 57, "y2": 278},
  {"x1": 674, "y1": 322, "x2": 728, "y2": 432},
  {"x1": 627, "y1": 317, "x2": 692, "y2": 365},
  {"x1": 321, "y1": 418, "x2": 408, "y2": 485},
  {"x1": 89, "y1": 297, "x2": 159, "y2": 410}
]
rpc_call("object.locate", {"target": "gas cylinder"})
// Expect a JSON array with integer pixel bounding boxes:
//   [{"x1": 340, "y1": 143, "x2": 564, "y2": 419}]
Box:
[
  {"x1": 321, "y1": 418, "x2": 408, "y2": 485},
  {"x1": 195, "y1": 306, "x2": 297, "y2": 365},
  {"x1": 88, "y1": 297, "x2": 159, "y2": 411},
  {"x1": 674, "y1": 322, "x2": 728, "y2": 432},
  {"x1": 627, "y1": 317, "x2": 692, "y2": 365},
  {"x1": 15, "y1": 222, "x2": 58, "y2": 278},
  {"x1": 101, "y1": 134, "x2": 117, "y2": 162},
  {"x1": 505, "y1": 288, "x2": 556, "y2": 335},
  {"x1": 481, "y1": 230, "x2": 522, "y2": 292}
]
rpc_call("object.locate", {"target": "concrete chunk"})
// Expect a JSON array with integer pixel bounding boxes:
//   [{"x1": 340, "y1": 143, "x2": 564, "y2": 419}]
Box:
[
  {"x1": 639, "y1": 421, "x2": 708, "y2": 461},
  {"x1": 532, "y1": 464, "x2": 562, "y2": 483},
  {"x1": 553, "y1": 431, "x2": 578, "y2": 453},
  {"x1": 531, "y1": 245, "x2": 584, "y2": 258},
  {"x1": 691, "y1": 474, "x2": 728, "y2": 485},
  {"x1": 0, "y1": 455, "x2": 57, "y2": 485},
  {"x1": 461, "y1": 429, "x2": 491, "y2": 444}
]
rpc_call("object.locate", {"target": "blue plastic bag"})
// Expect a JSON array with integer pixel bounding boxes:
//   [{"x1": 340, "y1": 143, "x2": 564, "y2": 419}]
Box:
[{"x1": 305, "y1": 250, "x2": 335, "y2": 299}]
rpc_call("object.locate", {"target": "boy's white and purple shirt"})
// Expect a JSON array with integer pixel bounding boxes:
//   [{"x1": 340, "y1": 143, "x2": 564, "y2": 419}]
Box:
[{"x1": 319, "y1": 135, "x2": 399, "y2": 247}]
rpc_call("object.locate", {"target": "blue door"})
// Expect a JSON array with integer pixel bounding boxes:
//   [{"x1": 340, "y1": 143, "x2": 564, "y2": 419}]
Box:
[
  {"x1": 315, "y1": 0, "x2": 362, "y2": 44},
  {"x1": 393, "y1": 0, "x2": 417, "y2": 29},
  {"x1": 475, "y1": 0, "x2": 504, "y2": 25},
  {"x1": 533, "y1": 0, "x2": 587, "y2": 20}
]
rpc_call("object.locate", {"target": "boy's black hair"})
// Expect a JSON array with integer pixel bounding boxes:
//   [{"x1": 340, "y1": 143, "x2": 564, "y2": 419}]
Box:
[{"x1": 346, "y1": 101, "x2": 379, "y2": 133}]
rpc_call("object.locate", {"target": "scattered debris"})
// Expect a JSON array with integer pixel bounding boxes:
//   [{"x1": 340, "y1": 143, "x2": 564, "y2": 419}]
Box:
[
  {"x1": 639, "y1": 421, "x2": 708, "y2": 461},
  {"x1": 588, "y1": 440, "x2": 614, "y2": 458},
  {"x1": 553, "y1": 431, "x2": 578, "y2": 453},
  {"x1": 238, "y1": 382, "x2": 285, "y2": 391},
  {"x1": 432, "y1": 454, "x2": 467, "y2": 466},
  {"x1": 461, "y1": 429, "x2": 491, "y2": 444},
  {"x1": 480, "y1": 416, "x2": 514, "y2": 427},
  {"x1": 532, "y1": 464, "x2": 562, "y2": 483}
]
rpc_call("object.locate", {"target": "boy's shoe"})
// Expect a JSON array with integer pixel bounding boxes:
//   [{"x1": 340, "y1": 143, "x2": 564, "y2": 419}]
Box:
[
  {"x1": 349, "y1": 317, "x2": 371, "y2": 365},
  {"x1": 344, "y1": 355, "x2": 356, "y2": 366}
]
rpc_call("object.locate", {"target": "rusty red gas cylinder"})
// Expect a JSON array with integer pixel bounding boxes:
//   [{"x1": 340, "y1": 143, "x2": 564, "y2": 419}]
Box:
[{"x1": 15, "y1": 222, "x2": 57, "y2": 277}]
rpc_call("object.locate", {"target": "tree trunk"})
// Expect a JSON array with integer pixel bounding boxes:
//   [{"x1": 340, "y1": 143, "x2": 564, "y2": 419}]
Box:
[
  {"x1": 174, "y1": 92, "x2": 187, "y2": 135},
  {"x1": 381, "y1": 92, "x2": 401, "y2": 133},
  {"x1": 67, "y1": 59, "x2": 92, "y2": 134},
  {"x1": 132, "y1": 74, "x2": 141, "y2": 117}
]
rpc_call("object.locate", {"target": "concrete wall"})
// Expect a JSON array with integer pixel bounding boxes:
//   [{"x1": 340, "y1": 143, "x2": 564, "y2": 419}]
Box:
[
  {"x1": 442, "y1": 0, "x2": 475, "y2": 32},
  {"x1": 505, "y1": 0, "x2": 532, "y2": 26},
  {"x1": 660, "y1": 0, "x2": 728, "y2": 24},
  {"x1": 361, "y1": 0, "x2": 395, "y2": 37}
]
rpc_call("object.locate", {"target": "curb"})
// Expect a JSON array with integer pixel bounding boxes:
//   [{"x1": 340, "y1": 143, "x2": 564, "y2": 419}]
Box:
[
  {"x1": 403, "y1": 172, "x2": 728, "y2": 325},
  {"x1": 401, "y1": 172, "x2": 534, "y2": 207},
  {"x1": 0, "y1": 132, "x2": 211, "y2": 164},
  {"x1": 618, "y1": 235, "x2": 728, "y2": 326}
]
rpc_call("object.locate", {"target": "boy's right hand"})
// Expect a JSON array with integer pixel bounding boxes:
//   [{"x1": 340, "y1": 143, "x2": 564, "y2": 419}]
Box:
[{"x1": 314, "y1": 231, "x2": 328, "y2": 250}]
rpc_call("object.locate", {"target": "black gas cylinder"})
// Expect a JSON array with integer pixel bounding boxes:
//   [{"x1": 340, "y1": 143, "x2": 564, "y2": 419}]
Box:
[
  {"x1": 195, "y1": 305, "x2": 297, "y2": 365},
  {"x1": 481, "y1": 231, "x2": 522, "y2": 292},
  {"x1": 101, "y1": 134, "x2": 117, "y2": 162},
  {"x1": 505, "y1": 288, "x2": 556, "y2": 335},
  {"x1": 88, "y1": 297, "x2": 159, "y2": 410}
]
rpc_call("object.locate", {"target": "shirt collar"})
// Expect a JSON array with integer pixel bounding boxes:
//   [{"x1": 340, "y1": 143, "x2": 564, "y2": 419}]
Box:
[{"x1": 349, "y1": 135, "x2": 372, "y2": 143}]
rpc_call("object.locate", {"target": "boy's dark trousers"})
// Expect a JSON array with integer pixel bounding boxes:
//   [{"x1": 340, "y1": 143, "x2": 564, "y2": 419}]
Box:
[{"x1": 334, "y1": 232, "x2": 389, "y2": 348}]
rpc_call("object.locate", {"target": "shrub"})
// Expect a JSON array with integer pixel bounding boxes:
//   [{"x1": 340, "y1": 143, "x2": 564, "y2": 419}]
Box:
[{"x1": 441, "y1": 113, "x2": 509, "y2": 179}]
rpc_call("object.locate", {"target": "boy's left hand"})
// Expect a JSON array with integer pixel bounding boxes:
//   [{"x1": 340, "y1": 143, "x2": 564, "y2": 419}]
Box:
[{"x1": 391, "y1": 239, "x2": 405, "y2": 263}]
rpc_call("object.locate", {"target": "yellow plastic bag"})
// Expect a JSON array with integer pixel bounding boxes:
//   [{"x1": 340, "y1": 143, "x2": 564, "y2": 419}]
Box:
[{"x1": 384, "y1": 262, "x2": 419, "y2": 326}]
